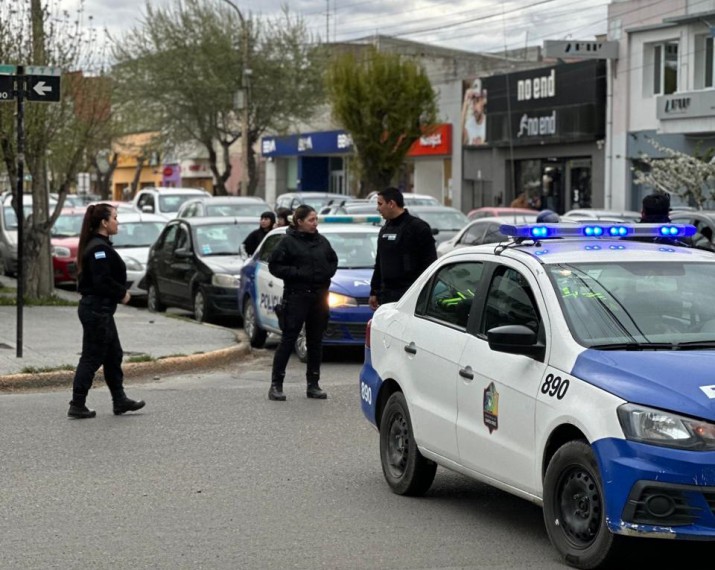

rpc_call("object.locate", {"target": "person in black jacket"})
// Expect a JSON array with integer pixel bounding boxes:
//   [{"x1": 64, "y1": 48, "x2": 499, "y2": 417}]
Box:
[
  {"x1": 267, "y1": 205, "x2": 338, "y2": 401},
  {"x1": 68, "y1": 203, "x2": 145, "y2": 419},
  {"x1": 242, "y1": 211, "x2": 276, "y2": 256},
  {"x1": 369, "y1": 187, "x2": 437, "y2": 309}
]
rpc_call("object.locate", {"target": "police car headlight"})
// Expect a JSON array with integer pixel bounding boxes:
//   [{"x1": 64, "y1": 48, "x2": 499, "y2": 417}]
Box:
[
  {"x1": 51, "y1": 246, "x2": 71, "y2": 258},
  {"x1": 618, "y1": 403, "x2": 715, "y2": 451},
  {"x1": 123, "y1": 256, "x2": 143, "y2": 271},
  {"x1": 212, "y1": 273, "x2": 240, "y2": 288},
  {"x1": 328, "y1": 292, "x2": 357, "y2": 308}
]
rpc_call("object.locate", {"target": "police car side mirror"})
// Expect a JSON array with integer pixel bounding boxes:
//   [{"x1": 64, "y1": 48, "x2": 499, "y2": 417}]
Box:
[
  {"x1": 487, "y1": 324, "x2": 545, "y2": 361},
  {"x1": 142, "y1": 204, "x2": 154, "y2": 213}
]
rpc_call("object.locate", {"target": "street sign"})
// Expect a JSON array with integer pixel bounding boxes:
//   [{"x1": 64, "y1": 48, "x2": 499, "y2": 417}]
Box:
[
  {"x1": 25, "y1": 66, "x2": 62, "y2": 102},
  {"x1": 0, "y1": 64, "x2": 17, "y2": 74},
  {"x1": 0, "y1": 75, "x2": 14, "y2": 102}
]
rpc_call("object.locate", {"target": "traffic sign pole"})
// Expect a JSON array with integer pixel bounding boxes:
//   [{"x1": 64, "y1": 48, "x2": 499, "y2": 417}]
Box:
[{"x1": 15, "y1": 65, "x2": 25, "y2": 358}]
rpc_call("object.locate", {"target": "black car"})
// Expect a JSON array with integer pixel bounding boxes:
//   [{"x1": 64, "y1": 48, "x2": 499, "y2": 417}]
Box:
[{"x1": 141, "y1": 216, "x2": 257, "y2": 323}]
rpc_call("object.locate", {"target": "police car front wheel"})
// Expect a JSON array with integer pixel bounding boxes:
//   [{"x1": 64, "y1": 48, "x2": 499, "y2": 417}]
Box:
[
  {"x1": 543, "y1": 440, "x2": 624, "y2": 570},
  {"x1": 379, "y1": 392, "x2": 436, "y2": 496}
]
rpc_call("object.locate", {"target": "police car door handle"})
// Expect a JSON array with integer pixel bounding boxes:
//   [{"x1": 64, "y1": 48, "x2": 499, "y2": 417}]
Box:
[
  {"x1": 459, "y1": 367, "x2": 474, "y2": 380},
  {"x1": 404, "y1": 342, "x2": 417, "y2": 355}
]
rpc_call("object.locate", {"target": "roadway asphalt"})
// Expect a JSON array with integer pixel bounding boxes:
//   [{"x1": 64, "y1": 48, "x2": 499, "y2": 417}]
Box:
[{"x1": 0, "y1": 276, "x2": 247, "y2": 387}]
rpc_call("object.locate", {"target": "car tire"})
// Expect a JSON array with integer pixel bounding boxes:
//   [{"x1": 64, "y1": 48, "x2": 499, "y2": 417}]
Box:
[
  {"x1": 243, "y1": 297, "x2": 267, "y2": 348},
  {"x1": 294, "y1": 325, "x2": 308, "y2": 362},
  {"x1": 379, "y1": 392, "x2": 436, "y2": 496},
  {"x1": 193, "y1": 287, "x2": 212, "y2": 324},
  {"x1": 147, "y1": 282, "x2": 166, "y2": 313},
  {"x1": 543, "y1": 440, "x2": 623, "y2": 570}
]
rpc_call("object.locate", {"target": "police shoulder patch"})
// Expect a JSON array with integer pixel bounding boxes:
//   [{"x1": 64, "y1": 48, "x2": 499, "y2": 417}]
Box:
[{"x1": 94, "y1": 250, "x2": 107, "y2": 260}]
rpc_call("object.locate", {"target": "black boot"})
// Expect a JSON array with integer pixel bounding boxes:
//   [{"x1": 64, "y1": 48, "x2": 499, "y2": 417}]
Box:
[
  {"x1": 111, "y1": 389, "x2": 146, "y2": 415},
  {"x1": 306, "y1": 381, "x2": 327, "y2": 399},
  {"x1": 268, "y1": 382, "x2": 286, "y2": 401},
  {"x1": 68, "y1": 401, "x2": 96, "y2": 419}
]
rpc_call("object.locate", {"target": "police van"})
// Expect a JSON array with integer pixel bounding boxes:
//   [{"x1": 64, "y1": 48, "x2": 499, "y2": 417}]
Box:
[{"x1": 360, "y1": 222, "x2": 715, "y2": 569}]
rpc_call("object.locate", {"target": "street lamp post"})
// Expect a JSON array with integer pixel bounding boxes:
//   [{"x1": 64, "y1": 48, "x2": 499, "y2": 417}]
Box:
[{"x1": 220, "y1": 0, "x2": 250, "y2": 196}]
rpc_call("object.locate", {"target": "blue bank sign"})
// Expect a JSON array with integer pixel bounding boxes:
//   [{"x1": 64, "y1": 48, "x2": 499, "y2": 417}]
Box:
[{"x1": 261, "y1": 130, "x2": 353, "y2": 157}]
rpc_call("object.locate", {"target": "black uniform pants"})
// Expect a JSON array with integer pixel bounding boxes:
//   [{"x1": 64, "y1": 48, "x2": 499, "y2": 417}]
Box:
[
  {"x1": 271, "y1": 289, "x2": 329, "y2": 382},
  {"x1": 72, "y1": 296, "x2": 124, "y2": 400},
  {"x1": 379, "y1": 287, "x2": 408, "y2": 305}
]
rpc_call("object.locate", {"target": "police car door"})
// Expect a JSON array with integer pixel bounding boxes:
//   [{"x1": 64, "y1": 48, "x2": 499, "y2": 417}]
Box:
[
  {"x1": 403, "y1": 261, "x2": 486, "y2": 463},
  {"x1": 456, "y1": 262, "x2": 548, "y2": 495},
  {"x1": 254, "y1": 234, "x2": 284, "y2": 332}
]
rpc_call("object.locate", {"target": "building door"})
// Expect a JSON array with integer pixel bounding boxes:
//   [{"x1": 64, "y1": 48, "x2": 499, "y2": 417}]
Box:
[
  {"x1": 330, "y1": 170, "x2": 345, "y2": 195},
  {"x1": 567, "y1": 159, "x2": 592, "y2": 210}
]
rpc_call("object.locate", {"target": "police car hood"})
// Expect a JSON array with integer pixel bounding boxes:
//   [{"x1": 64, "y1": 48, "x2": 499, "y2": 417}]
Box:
[
  {"x1": 200, "y1": 255, "x2": 245, "y2": 274},
  {"x1": 330, "y1": 268, "x2": 373, "y2": 296},
  {"x1": 572, "y1": 350, "x2": 715, "y2": 420}
]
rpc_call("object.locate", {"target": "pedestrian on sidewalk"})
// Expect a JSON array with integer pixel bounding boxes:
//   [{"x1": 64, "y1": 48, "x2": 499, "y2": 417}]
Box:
[
  {"x1": 68, "y1": 203, "x2": 146, "y2": 419},
  {"x1": 267, "y1": 205, "x2": 338, "y2": 401}
]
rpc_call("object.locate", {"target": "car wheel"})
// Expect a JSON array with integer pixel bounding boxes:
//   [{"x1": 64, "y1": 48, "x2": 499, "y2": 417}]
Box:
[
  {"x1": 147, "y1": 282, "x2": 166, "y2": 313},
  {"x1": 243, "y1": 297, "x2": 267, "y2": 348},
  {"x1": 379, "y1": 392, "x2": 436, "y2": 496},
  {"x1": 543, "y1": 440, "x2": 623, "y2": 569},
  {"x1": 294, "y1": 325, "x2": 308, "y2": 362},
  {"x1": 193, "y1": 287, "x2": 212, "y2": 323}
]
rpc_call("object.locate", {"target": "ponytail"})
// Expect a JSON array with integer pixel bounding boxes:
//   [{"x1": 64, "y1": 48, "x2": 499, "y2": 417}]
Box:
[{"x1": 76, "y1": 203, "x2": 114, "y2": 275}]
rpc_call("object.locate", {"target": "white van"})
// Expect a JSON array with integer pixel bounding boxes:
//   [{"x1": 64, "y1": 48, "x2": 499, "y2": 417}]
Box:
[
  {"x1": 0, "y1": 191, "x2": 57, "y2": 276},
  {"x1": 131, "y1": 187, "x2": 210, "y2": 220}
]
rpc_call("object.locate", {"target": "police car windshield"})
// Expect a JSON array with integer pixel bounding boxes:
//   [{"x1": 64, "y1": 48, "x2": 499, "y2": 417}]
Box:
[
  {"x1": 546, "y1": 261, "x2": 715, "y2": 349},
  {"x1": 326, "y1": 232, "x2": 378, "y2": 269}
]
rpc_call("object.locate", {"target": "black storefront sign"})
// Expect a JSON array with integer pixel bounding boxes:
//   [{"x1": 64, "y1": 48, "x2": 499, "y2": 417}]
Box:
[{"x1": 483, "y1": 60, "x2": 606, "y2": 147}]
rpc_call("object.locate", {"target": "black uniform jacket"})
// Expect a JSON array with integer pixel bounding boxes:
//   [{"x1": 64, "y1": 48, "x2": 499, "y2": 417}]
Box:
[
  {"x1": 243, "y1": 227, "x2": 270, "y2": 256},
  {"x1": 370, "y1": 209, "x2": 437, "y2": 296},
  {"x1": 268, "y1": 227, "x2": 338, "y2": 292},
  {"x1": 76, "y1": 234, "x2": 128, "y2": 302}
]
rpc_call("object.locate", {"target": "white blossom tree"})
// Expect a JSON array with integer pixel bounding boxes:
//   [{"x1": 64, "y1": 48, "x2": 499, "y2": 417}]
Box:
[{"x1": 632, "y1": 137, "x2": 715, "y2": 210}]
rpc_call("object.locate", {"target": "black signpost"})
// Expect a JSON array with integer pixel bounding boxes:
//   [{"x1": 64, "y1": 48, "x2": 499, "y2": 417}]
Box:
[{"x1": 0, "y1": 64, "x2": 62, "y2": 358}]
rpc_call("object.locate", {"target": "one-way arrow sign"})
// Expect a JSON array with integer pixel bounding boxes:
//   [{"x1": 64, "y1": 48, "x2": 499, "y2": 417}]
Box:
[{"x1": 25, "y1": 66, "x2": 61, "y2": 102}]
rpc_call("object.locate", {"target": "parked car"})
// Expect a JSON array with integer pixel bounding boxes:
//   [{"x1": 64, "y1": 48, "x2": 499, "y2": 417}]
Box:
[
  {"x1": 670, "y1": 210, "x2": 715, "y2": 251},
  {"x1": 132, "y1": 187, "x2": 211, "y2": 220},
  {"x1": 437, "y1": 214, "x2": 538, "y2": 257},
  {"x1": 177, "y1": 195, "x2": 270, "y2": 219},
  {"x1": 1, "y1": 191, "x2": 57, "y2": 276},
  {"x1": 141, "y1": 216, "x2": 257, "y2": 322},
  {"x1": 274, "y1": 191, "x2": 356, "y2": 212},
  {"x1": 238, "y1": 219, "x2": 380, "y2": 361},
  {"x1": 360, "y1": 220, "x2": 715, "y2": 569},
  {"x1": 407, "y1": 205, "x2": 470, "y2": 244},
  {"x1": 320, "y1": 200, "x2": 378, "y2": 216},
  {"x1": 50, "y1": 208, "x2": 86, "y2": 285},
  {"x1": 111, "y1": 212, "x2": 167, "y2": 298},
  {"x1": 562, "y1": 208, "x2": 641, "y2": 222},
  {"x1": 467, "y1": 206, "x2": 536, "y2": 220},
  {"x1": 89, "y1": 200, "x2": 138, "y2": 214}
]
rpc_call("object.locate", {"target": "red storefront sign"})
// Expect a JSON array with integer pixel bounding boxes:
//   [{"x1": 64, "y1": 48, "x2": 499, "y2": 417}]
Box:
[{"x1": 407, "y1": 124, "x2": 452, "y2": 157}]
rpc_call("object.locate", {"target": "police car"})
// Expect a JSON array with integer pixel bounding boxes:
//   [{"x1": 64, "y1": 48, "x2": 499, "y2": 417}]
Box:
[
  {"x1": 238, "y1": 216, "x2": 380, "y2": 361},
  {"x1": 359, "y1": 222, "x2": 715, "y2": 569}
]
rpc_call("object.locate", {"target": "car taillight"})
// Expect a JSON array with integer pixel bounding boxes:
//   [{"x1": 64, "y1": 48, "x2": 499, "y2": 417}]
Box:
[{"x1": 365, "y1": 319, "x2": 372, "y2": 348}]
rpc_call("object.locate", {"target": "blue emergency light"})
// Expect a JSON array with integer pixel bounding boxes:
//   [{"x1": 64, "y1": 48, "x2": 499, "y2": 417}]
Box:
[
  {"x1": 319, "y1": 215, "x2": 382, "y2": 224},
  {"x1": 499, "y1": 223, "x2": 697, "y2": 240}
]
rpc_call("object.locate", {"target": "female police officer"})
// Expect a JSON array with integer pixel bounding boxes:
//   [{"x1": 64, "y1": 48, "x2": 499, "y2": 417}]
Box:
[
  {"x1": 267, "y1": 205, "x2": 338, "y2": 401},
  {"x1": 68, "y1": 203, "x2": 145, "y2": 419}
]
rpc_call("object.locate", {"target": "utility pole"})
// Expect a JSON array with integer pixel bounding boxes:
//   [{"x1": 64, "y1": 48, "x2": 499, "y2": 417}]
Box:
[{"x1": 220, "y1": 0, "x2": 251, "y2": 196}]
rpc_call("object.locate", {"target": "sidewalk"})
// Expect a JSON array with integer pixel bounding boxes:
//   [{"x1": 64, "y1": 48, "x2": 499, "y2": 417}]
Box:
[{"x1": 0, "y1": 276, "x2": 247, "y2": 387}]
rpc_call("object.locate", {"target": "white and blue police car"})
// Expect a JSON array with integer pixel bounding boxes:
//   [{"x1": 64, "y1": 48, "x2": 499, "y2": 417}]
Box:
[
  {"x1": 360, "y1": 222, "x2": 715, "y2": 569},
  {"x1": 238, "y1": 216, "x2": 381, "y2": 361}
]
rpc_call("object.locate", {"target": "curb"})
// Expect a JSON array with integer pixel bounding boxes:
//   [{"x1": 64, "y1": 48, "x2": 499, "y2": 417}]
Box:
[{"x1": 0, "y1": 341, "x2": 251, "y2": 393}]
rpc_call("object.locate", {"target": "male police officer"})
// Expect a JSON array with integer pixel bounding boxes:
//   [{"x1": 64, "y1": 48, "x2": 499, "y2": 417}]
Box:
[{"x1": 369, "y1": 187, "x2": 437, "y2": 309}]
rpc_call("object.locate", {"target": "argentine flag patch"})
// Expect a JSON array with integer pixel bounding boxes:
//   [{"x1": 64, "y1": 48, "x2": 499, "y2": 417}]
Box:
[{"x1": 94, "y1": 251, "x2": 107, "y2": 260}]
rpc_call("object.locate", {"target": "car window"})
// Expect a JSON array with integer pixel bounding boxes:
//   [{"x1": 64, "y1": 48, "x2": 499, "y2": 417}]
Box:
[
  {"x1": 483, "y1": 266, "x2": 540, "y2": 334},
  {"x1": 175, "y1": 226, "x2": 190, "y2": 251},
  {"x1": 113, "y1": 222, "x2": 165, "y2": 247},
  {"x1": 417, "y1": 262, "x2": 484, "y2": 329},
  {"x1": 194, "y1": 223, "x2": 253, "y2": 256},
  {"x1": 156, "y1": 224, "x2": 178, "y2": 254},
  {"x1": 481, "y1": 222, "x2": 506, "y2": 245},
  {"x1": 159, "y1": 194, "x2": 195, "y2": 214},
  {"x1": 51, "y1": 213, "x2": 84, "y2": 237},
  {"x1": 206, "y1": 204, "x2": 267, "y2": 217},
  {"x1": 326, "y1": 232, "x2": 378, "y2": 269},
  {"x1": 257, "y1": 234, "x2": 285, "y2": 262},
  {"x1": 461, "y1": 223, "x2": 487, "y2": 245}
]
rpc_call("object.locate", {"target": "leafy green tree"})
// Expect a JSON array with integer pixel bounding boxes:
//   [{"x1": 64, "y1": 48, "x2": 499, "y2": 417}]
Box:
[
  {"x1": 325, "y1": 47, "x2": 438, "y2": 196},
  {"x1": 111, "y1": 0, "x2": 324, "y2": 196},
  {"x1": 633, "y1": 137, "x2": 715, "y2": 210},
  {"x1": 0, "y1": 0, "x2": 112, "y2": 298}
]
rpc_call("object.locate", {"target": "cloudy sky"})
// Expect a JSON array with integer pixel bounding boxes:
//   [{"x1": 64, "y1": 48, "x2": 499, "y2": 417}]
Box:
[{"x1": 63, "y1": 0, "x2": 613, "y2": 55}]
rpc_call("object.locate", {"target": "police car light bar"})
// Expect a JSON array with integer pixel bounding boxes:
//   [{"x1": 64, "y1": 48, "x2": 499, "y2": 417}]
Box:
[
  {"x1": 499, "y1": 223, "x2": 697, "y2": 240},
  {"x1": 318, "y1": 215, "x2": 382, "y2": 224}
]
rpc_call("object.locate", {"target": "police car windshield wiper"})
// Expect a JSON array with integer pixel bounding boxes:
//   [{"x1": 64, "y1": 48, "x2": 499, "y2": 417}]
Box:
[
  {"x1": 590, "y1": 342, "x2": 675, "y2": 351},
  {"x1": 672, "y1": 340, "x2": 715, "y2": 350}
]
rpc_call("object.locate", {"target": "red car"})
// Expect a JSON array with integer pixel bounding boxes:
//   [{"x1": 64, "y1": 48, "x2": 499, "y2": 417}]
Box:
[{"x1": 51, "y1": 208, "x2": 85, "y2": 285}]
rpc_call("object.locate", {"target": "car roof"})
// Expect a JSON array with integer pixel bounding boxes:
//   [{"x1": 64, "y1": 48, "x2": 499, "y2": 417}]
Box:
[
  {"x1": 671, "y1": 210, "x2": 715, "y2": 219},
  {"x1": 184, "y1": 196, "x2": 268, "y2": 203},
  {"x1": 139, "y1": 187, "x2": 208, "y2": 195},
  {"x1": 563, "y1": 208, "x2": 641, "y2": 219},
  {"x1": 169, "y1": 216, "x2": 259, "y2": 227},
  {"x1": 116, "y1": 212, "x2": 167, "y2": 223},
  {"x1": 265, "y1": 222, "x2": 381, "y2": 238}
]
